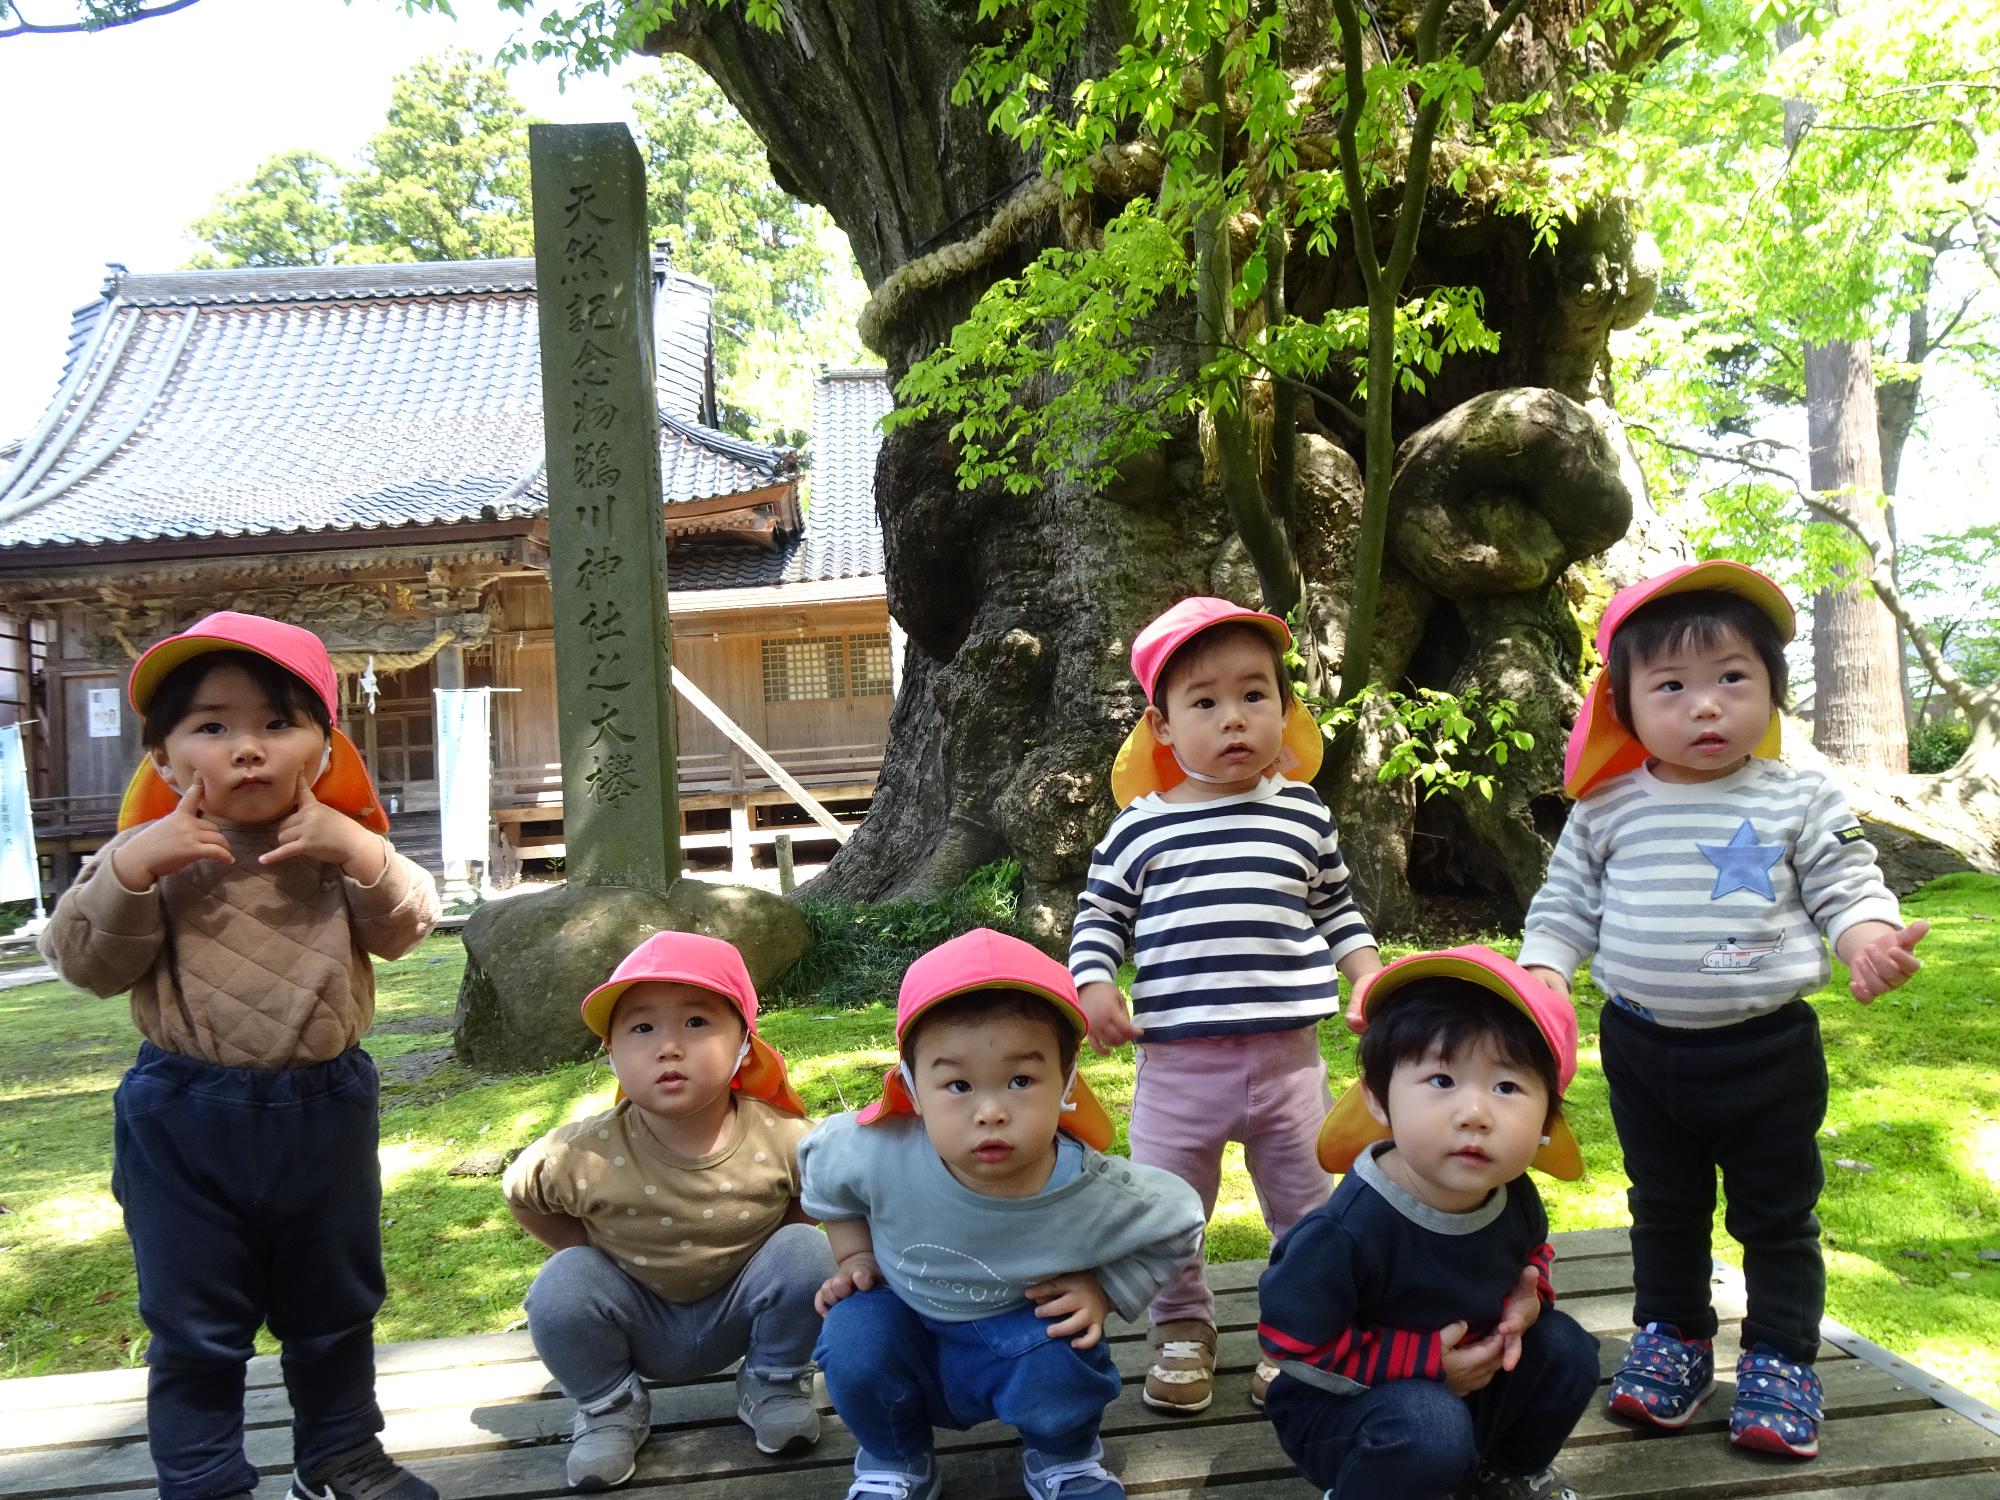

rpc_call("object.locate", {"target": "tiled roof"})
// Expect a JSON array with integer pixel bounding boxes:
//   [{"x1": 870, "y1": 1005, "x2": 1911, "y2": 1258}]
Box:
[
  {"x1": 0, "y1": 257, "x2": 761, "y2": 553},
  {"x1": 667, "y1": 368, "x2": 888, "y2": 590}
]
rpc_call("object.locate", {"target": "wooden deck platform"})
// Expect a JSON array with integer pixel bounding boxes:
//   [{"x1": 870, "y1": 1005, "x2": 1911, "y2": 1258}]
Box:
[{"x1": 3, "y1": 1229, "x2": 1996, "y2": 1499}]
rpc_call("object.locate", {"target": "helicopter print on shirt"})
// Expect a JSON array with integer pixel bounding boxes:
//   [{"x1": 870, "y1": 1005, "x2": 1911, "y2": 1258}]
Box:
[{"x1": 1700, "y1": 934, "x2": 1785, "y2": 972}]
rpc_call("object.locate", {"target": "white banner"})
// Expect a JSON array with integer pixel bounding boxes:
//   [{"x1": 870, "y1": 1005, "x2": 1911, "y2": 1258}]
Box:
[
  {"x1": 0, "y1": 724, "x2": 40, "y2": 905},
  {"x1": 433, "y1": 689, "x2": 491, "y2": 868}
]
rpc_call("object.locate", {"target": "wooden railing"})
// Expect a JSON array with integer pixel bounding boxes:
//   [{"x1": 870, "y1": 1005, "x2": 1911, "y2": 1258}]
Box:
[{"x1": 491, "y1": 743, "x2": 884, "y2": 807}]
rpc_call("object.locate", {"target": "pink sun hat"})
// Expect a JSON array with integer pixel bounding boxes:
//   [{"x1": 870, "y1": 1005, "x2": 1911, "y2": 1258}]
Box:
[
  {"x1": 580, "y1": 931, "x2": 806, "y2": 1118},
  {"x1": 118, "y1": 611, "x2": 389, "y2": 834},
  {"x1": 1563, "y1": 561, "x2": 1795, "y2": 799},
  {"x1": 856, "y1": 927, "x2": 1114, "y2": 1150},
  {"x1": 1110, "y1": 596, "x2": 1324, "y2": 807},
  {"x1": 1317, "y1": 944, "x2": 1583, "y2": 1180}
]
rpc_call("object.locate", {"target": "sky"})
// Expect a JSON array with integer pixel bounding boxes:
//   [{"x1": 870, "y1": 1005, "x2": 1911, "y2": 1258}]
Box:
[{"x1": 0, "y1": 0, "x2": 647, "y2": 441}]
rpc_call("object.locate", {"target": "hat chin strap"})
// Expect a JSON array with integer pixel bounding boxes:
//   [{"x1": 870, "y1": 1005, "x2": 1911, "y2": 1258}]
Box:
[
  {"x1": 896, "y1": 1060, "x2": 1081, "y2": 1115},
  {"x1": 155, "y1": 740, "x2": 331, "y2": 795},
  {"x1": 733, "y1": 1035, "x2": 753, "y2": 1077},
  {"x1": 1171, "y1": 746, "x2": 1275, "y2": 786}
]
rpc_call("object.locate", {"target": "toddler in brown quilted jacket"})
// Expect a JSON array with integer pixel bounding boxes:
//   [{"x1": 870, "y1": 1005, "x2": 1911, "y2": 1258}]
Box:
[{"x1": 38, "y1": 611, "x2": 441, "y2": 1500}]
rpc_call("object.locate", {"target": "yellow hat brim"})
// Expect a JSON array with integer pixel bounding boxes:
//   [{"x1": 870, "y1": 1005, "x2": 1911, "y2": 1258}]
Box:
[
  {"x1": 1315, "y1": 1080, "x2": 1584, "y2": 1181},
  {"x1": 1110, "y1": 697, "x2": 1323, "y2": 809}
]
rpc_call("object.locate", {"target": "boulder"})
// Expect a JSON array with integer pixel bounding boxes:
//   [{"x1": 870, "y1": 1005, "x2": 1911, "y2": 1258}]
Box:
[{"x1": 452, "y1": 880, "x2": 811, "y2": 1072}]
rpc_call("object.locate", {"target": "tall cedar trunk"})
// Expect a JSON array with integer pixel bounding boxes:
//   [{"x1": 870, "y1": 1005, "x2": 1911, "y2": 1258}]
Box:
[
  {"x1": 1803, "y1": 340, "x2": 1909, "y2": 772},
  {"x1": 1780, "y1": 24, "x2": 1909, "y2": 771},
  {"x1": 645, "y1": 3, "x2": 1684, "y2": 936}
]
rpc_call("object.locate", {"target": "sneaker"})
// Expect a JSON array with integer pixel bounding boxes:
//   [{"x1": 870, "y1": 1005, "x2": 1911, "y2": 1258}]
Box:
[
  {"x1": 736, "y1": 1366, "x2": 820, "y2": 1456},
  {"x1": 1458, "y1": 1461, "x2": 1583, "y2": 1499},
  {"x1": 1606, "y1": 1322, "x2": 1715, "y2": 1429},
  {"x1": 845, "y1": 1450, "x2": 942, "y2": 1500},
  {"x1": 1729, "y1": 1345, "x2": 1823, "y2": 1458},
  {"x1": 566, "y1": 1371, "x2": 651, "y2": 1491},
  {"x1": 1023, "y1": 1439, "x2": 1124, "y2": 1499},
  {"x1": 288, "y1": 1440, "x2": 438, "y2": 1500},
  {"x1": 1143, "y1": 1319, "x2": 1216, "y2": 1413},
  {"x1": 1249, "y1": 1358, "x2": 1280, "y2": 1409}
]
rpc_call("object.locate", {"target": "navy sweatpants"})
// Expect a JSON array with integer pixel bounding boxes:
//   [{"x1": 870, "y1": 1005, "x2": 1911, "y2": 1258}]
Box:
[{"x1": 112, "y1": 1042, "x2": 388, "y2": 1499}]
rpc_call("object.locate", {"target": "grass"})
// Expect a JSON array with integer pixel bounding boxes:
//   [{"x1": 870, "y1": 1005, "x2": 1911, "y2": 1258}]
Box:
[{"x1": 2, "y1": 876, "x2": 1997, "y2": 1410}]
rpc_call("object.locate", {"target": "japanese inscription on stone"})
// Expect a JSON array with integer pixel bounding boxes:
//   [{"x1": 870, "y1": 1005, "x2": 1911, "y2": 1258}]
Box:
[{"x1": 531, "y1": 123, "x2": 681, "y2": 892}]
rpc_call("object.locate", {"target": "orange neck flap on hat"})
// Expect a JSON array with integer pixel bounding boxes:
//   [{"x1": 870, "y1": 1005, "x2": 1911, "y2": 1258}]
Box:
[{"x1": 117, "y1": 736, "x2": 389, "y2": 835}]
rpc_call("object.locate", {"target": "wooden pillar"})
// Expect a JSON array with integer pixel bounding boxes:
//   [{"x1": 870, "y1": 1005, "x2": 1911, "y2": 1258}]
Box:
[{"x1": 729, "y1": 798, "x2": 753, "y2": 880}]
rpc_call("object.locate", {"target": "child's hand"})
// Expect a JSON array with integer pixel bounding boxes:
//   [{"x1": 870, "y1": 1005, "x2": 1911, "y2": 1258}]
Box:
[
  {"x1": 1077, "y1": 981, "x2": 1142, "y2": 1054},
  {"x1": 814, "y1": 1252, "x2": 880, "y2": 1316},
  {"x1": 1437, "y1": 1319, "x2": 1506, "y2": 1396},
  {"x1": 112, "y1": 776, "x2": 234, "y2": 890},
  {"x1": 261, "y1": 768, "x2": 385, "y2": 881},
  {"x1": 1343, "y1": 968, "x2": 1378, "y2": 1035},
  {"x1": 1524, "y1": 965, "x2": 1571, "y2": 1001},
  {"x1": 1026, "y1": 1270, "x2": 1114, "y2": 1349},
  {"x1": 1844, "y1": 920, "x2": 1929, "y2": 1003},
  {"x1": 1493, "y1": 1265, "x2": 1543, "y2": 1373}
]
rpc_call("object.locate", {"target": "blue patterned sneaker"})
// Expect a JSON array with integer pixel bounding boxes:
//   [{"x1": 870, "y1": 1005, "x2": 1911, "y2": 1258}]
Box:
[
  {"x1": 1607, "y1": 1322, "x2": 1715, "y2": 1428},
  {"x1": 1729, "y1": 1345, "x2": 1823, "y2": 1458},
  {"x1": 1023, "y1": 1439, "x2": 1125, "y2": 1499}
]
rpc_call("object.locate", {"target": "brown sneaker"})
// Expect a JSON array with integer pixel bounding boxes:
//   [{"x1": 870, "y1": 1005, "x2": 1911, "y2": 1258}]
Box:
[
  {"x1": 1144, "y1": 1319, "x2": 1217, "y2": 1413},
  {"x1": 1249, "y1": 1358, "x2": 1280, "y2": 1409}
]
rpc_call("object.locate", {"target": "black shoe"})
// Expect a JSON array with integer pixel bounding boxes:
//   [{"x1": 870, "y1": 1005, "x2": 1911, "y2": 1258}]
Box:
[{"x1": 288, "y1": 1440, "x2": 439, "y2": 1500}]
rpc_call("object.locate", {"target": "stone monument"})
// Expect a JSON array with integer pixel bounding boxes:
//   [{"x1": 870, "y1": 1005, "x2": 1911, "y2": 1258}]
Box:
[{"x1": 453, "y1": 124, "x2": 808, "y2": 1070}]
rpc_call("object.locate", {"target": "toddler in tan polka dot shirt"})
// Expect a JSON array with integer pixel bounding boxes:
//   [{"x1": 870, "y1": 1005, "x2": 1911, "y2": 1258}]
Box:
[{"x1": 502, "y1": 932, "x2": 835, "y2": 1490}]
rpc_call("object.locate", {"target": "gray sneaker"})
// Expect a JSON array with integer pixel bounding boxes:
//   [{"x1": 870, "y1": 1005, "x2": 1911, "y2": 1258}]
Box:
[
  {"x1": 1458, "y1": 1462, "x2": 1582, "y2": 1500},
  {"x1": 736, "y1": 1366, "x2": 821, "y2": 1456},
  {"x1": 288, "y1": 1440, "x2": 438, "y2": 1499},
  {"x1": 566, "y1": 1371, "x2": 651, "y2": 1492}
]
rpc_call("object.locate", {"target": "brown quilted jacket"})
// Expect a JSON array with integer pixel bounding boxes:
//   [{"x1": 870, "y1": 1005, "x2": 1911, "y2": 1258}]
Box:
[{"x1": 39, "y1": 823, "x2": 441, "y2": 1070}]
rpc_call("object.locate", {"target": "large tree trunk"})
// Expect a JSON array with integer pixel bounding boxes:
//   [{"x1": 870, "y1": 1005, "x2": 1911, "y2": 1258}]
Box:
[
  {"x1": 1802, "y1": 339, "x2": 1909, "y2": 772},
  {"x1": 645, "y1": 3, "x2": 1678, "y2": 938}
]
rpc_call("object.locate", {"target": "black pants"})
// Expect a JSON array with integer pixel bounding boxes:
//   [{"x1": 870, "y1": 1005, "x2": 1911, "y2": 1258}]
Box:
[
  {"x1": 112, "y1": 1043, "x2": 387, "y2": 1499},
  {"x1": 1264, "y1": 1310, "x2": 1600, "y2": 1496},
  {"x1": 1600, "y1": 999, "x2": 1828, "y2": 1363}
]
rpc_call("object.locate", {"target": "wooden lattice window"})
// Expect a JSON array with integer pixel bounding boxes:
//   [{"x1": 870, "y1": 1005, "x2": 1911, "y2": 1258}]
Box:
[
  {"x1": 847, "y1": 632, "x2": 893, "y2": 697},
  {"x1": 762, "y1": 635, "x2": 848, "y2": 702}
]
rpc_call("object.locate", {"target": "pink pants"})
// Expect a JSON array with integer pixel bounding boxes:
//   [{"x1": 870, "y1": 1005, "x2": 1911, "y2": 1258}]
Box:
[{"x1": 1128, "y1": 1024, "x2": 1335, "y2": 1326}]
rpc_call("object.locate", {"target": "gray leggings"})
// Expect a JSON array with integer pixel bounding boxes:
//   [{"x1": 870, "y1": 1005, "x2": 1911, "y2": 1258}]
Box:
[{"x1": 524, "y1": 1223, "x2": 835, "y2": 1405}]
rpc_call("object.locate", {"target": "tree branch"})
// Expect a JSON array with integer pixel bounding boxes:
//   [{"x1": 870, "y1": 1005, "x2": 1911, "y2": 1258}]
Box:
[
  {"x1": 1196, "y1": 33, "x2": 1301, "y2": 620},
  {"x1": 0, "y1": 0, "x2": 202, "y2": 38},
  {"x1": 1811, "y1": 490, "x2": 1982, "y2": 723}
]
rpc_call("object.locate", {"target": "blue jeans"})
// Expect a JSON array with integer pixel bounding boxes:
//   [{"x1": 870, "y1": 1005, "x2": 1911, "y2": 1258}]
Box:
[
  {"x1": 815, "y1": 1287, "x2": 1122, "y2": 1471},
  {"x1": 112, "y1": 1043, "x2": 387, "y2": 1500},
  {"x1": 1264, "y1": 1309, "x2": 1599, "y2": 1497}
]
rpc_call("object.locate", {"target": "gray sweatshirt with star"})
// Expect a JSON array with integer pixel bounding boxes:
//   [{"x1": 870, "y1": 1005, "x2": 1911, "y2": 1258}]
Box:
[{"x1": 1519, "y1": 761, "x2": 1901, "y2": 1029}]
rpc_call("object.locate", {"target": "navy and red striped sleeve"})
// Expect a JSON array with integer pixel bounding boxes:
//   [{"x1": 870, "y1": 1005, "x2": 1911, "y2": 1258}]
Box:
[{"x1": 1526, "y1": 1239, "x2": 1557, "y2": 1306}]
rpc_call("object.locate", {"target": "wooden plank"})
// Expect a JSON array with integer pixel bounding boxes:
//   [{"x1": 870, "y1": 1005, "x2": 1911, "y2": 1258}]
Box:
[
  {"x1": 10, "y1": 1306, "x2": 1863, "y2": 1459},
  {"x1": 1559, "y1": 1407, "x2": 2000, "y2": 1495},
  {"x1": 0, "y1": 1244, "x2": 1665, "y2": 1420}
]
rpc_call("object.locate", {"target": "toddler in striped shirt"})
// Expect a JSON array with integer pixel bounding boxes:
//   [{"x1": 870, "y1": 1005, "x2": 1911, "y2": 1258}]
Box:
[
  {"x1": 1068, "y1": 596, "x2": 1383, "y2": 1415},
  {"x1": 1521, "y1": 560, "x2": 1927, "y2": 1463}
]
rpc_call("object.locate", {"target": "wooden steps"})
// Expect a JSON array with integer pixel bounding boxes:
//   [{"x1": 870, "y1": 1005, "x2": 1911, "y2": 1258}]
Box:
[{"x1": 2, "y1": 1228, "x2": 1994, "y2": 1498}]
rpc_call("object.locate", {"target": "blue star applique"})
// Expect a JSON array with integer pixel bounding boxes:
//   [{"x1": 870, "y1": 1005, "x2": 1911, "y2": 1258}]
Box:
[{"x1": 1698, "y1": 818, "x2": 1784, "y2": 901}]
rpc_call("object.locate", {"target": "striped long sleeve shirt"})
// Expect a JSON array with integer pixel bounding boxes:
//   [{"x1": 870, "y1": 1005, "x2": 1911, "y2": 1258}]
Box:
[
  {"x1": 1519, "y1": 761, "x2": 1902, "y2": 1029},
  {"x1": 1067, "y1": 778, "x2": 1376, "y2": 1041},
  {"x1": 1257, "y1": 1143, "x2": 1557, "y2": 1395}
]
